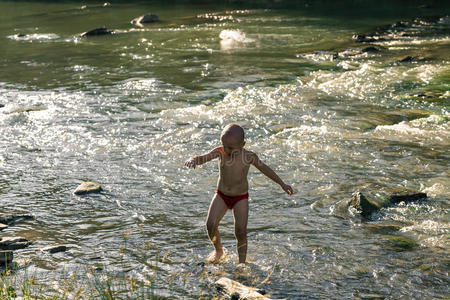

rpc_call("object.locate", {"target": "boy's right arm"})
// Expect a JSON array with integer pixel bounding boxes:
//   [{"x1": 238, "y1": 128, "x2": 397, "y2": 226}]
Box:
[{"x1": 184, "y1": 147, "x2": 221, "y2": 169}]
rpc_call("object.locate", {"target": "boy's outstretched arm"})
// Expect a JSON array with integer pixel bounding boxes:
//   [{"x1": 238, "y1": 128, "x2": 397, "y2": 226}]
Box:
[
  {"x1": 184, "y1": 147, "x2": 221, "y2": 169},
  {"x1": 250, "y1": 153, "x2": 294, "y2": 195}
]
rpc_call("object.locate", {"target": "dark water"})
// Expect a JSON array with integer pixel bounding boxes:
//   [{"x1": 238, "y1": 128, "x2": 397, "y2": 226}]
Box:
[{"x1": 0, "y1": 0, "x2": 449, "y2": 298}]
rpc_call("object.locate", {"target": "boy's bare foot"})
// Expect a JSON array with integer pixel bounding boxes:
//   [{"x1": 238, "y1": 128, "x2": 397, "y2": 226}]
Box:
[{"x1": 207, "y1": 249, "x2": 224, "y2": 263}]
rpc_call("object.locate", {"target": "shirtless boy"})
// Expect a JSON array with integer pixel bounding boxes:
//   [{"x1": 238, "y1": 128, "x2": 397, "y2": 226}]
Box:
[{"x1": 185, "y1": 123, "x2": 294, "y2": 264}]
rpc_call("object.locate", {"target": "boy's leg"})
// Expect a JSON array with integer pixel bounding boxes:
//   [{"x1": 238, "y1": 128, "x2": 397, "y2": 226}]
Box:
[
  {"x1": 232, "y1": 198, "x2": 249, "y2": 264},
  {"x1": 206, "y1": 193, "x2": 228, "y2": 263}
]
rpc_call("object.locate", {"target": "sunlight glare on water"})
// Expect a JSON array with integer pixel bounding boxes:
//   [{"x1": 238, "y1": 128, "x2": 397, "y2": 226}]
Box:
[{"x1": 0, "y1": 0, "x2": 449, "y2": 298}]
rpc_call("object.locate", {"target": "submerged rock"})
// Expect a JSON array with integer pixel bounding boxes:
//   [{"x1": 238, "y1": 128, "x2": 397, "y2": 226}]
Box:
[
  {"x1": 384, "y1": 235, "x2": 418, "y2": 251},
  {"x1": 0, "y1": 237, "x2": 31, "y2": 250},
  {"x1": 365, "y1": 223, "x2": 403, "y2": 234},
  {"x1": 131, "y1": 13, "x2": 159, "y2": 27},
  {"x1": 74, "y1": 181, "x2": 102, "y2": 195},
  {"x1": 80, "y1": 27, "x2": 113, "y2": 37},
  {"x1": 0, "y1": 213, "x2": 34, "y2": 225}
]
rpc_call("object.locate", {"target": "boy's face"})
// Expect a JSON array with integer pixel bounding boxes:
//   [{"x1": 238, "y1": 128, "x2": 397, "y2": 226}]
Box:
[{"x1": 221, "y1": 136, "x2": 245, "y2": 156}]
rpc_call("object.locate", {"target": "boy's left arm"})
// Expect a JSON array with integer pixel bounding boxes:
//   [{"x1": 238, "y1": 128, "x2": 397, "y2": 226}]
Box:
[{"x1": 250, "y1": 153, "x2": 294, "y2": 195}]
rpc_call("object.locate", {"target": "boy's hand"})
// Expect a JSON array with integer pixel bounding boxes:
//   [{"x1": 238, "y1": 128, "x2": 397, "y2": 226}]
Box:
[
  {"x1": 184, "y1": 158, "x2": 197, "y2": 169},
  {"x1": 281, "y1": 183, "x2": 294, "y2": 195}
]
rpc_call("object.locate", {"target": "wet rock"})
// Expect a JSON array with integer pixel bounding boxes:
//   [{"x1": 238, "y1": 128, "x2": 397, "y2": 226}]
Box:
[
  {"x1": 216, "y1": 277, "x2": 269, "y2": 299},
  {"x1": 0, "y1": 237, "x2": 31, "y2": 250},
  {"x1": 399, "y1": 56, "x2": 414, "y2": 63},
  {"x1": 0, "y1": 213, "x2": 34, "y2": 225},
  {"x1": 0, "y1": 104, "x2": 4, "y2": 108},
  {"x1": 387, "y1": 192, "x2": 427, "y2": 204},
  {"x1": 131, "y1": 13, "x2": 159, "y2": 27},
  {"x1": 81, "y1": 27, "x2": 113, "y2": 37},
  {"x1": 361, "y1": 46, "x2": 381, "y2": 53},
  {"x1": 0, "y1": 251, "x2": 13, "y2": 266},
  {"x1": 351, "y1": 192, "x2": 381, "y2": 218},
  {"x1": 41, "y1": 245, "x2": 67, "y2": 254},
  {"x1": 74, "y1": 181, "x2": 102, "y2": 195},
  {"x1": 230, "y1": 293, "x2": 240, "y2": 300},
  {"x1": 348, "y1": 191, "x2": 427, "y2": 219},
  {"x1": 352, "y1": 16, "x2": 446, "y2": 49}
]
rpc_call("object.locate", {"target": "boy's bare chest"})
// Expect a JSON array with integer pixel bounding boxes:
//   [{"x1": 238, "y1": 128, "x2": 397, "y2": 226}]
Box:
[{"x1": 218, "y1": 157, "x2": 250, "y2": 174}]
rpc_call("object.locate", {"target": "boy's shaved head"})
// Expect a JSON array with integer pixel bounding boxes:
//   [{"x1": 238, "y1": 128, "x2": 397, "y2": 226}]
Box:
[{"x1": 221, "y1": 123, "x2": 244, "y2": 144}]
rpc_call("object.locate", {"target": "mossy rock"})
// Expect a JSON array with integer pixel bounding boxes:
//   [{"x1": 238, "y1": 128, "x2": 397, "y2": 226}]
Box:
[
  {"x1": 365, "y1": 223, "x2": 403, "y2": 234},
  {"x1": 388, "y1": 109, "x2": 430, "y2": 122},
  {"x1": 383, "y1": 235, "x2": 418, "y2": 251}
]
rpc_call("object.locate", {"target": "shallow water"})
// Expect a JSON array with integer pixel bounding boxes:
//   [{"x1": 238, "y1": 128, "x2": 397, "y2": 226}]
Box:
[{"x1": 0, "y1": 0, "x2": 449, "y2": 298}]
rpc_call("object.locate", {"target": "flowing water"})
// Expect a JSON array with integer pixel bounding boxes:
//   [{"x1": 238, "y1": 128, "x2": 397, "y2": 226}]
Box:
[{"x1": 0, "y1": 0, "x2": 449, "y2": 298}]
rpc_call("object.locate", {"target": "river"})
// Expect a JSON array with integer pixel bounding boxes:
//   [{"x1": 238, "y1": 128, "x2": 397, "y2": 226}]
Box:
[{"x1": 0, "y1": 0, "x2": 449, "y2": 298}]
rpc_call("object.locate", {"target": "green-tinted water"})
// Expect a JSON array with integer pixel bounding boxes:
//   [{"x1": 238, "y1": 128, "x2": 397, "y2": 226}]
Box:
[{"x1": 0, "y1": 0, "x2": 449, "y2": 298}]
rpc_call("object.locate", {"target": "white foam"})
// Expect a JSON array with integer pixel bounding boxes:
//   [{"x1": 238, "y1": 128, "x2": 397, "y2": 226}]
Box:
[
  {"x1": 303, "y1": 61, "x2": 450, "y2": 102},
  {"x1": 219, "y1": 29, "x2": 247, "y2": 42},
  {"x1": 219, "y1": 29, "x2": 253, "y2": 50},
  {"x1": 8, "y1": 33, "x2": 59, "y2": 41},
  {"x1": 374, "y1": 121, "x2": 426, "y2": 135},
  {"x1": 422, "y1": 183, "x2": 449, "y2": 197},
  {"x1": 371, "y1": 115, "x2": 449, "y2": 144},
  {"x1": 400, "y1": 220, "x2": 449, "y2": 247}
]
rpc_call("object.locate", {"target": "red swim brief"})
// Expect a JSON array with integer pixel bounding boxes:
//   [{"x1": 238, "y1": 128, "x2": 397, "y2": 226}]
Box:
[{"x1": 216, "y1": 189, "x2": 249, "y2": 209}]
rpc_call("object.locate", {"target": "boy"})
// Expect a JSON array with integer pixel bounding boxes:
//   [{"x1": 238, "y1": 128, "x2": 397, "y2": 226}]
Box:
[{"x1": 185, "y1": 123, "x2": 294, "y2": 264}]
